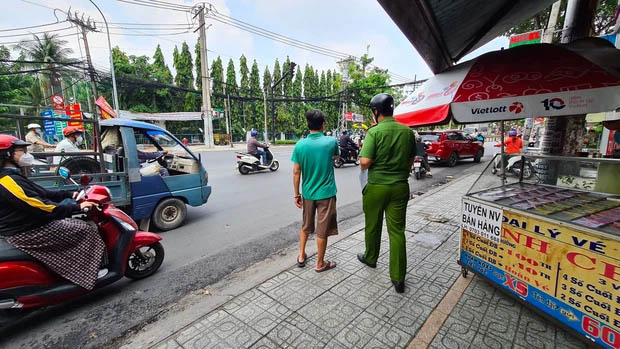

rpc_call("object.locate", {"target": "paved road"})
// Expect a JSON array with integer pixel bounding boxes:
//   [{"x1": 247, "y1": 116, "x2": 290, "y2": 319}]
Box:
[{"x1": 0, "y1": 143, "x2": 497, "y2": 348}]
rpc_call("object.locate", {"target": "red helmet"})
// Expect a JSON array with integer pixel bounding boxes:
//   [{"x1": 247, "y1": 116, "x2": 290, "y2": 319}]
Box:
[
  {"x1": 0, "y1": 134, "x2": 30, "y2": 150},
  {"x1": 63, "y1": 126, "x2": 83, "y2": 136},
  {"x1": 0, "y1": 135, "x2": 30, "y2": 159}
]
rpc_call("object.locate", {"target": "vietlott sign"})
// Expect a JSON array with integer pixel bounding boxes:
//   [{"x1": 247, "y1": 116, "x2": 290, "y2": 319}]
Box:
[{"x1": 460, "y1": 209, "x2": 620, "y2": 349}]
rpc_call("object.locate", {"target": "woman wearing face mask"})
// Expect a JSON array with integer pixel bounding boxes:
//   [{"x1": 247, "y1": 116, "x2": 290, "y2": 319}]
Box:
[
  {"x1": 0, "y1": 135, "x2": 106, "y2": 290},
  {"x1": 54, "y1": 126, "x2": 84, "y2": 164}
]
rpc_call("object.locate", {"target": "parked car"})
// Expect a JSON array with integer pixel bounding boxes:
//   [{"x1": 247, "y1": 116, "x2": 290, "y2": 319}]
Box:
[{"x1": 419, "y1": 130, "x2": 484, "y2": 167}]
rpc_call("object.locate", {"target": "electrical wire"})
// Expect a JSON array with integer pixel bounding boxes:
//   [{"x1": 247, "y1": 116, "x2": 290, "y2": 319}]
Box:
[
  {"x1": 0, "y1": 32, "x2": 79, "y2": 45},
  {"x1": 0, "y1": 59, "x2": 85, "y2": 65},
  {"x1": 0, "y1": 20, "x2": 68, "y2": 32},
  {"x1": 0, "y1": 25, "x2": 75, "y2": 38},
  {"x1": 135, "y1": 0, "x2": 192, "y2": 10},
  {"x1": 116, "y1": 0, "x2": 191, "y2": 12},
  {"x1": 107, "y1": 30, "x2": 193, "y2": 37}
]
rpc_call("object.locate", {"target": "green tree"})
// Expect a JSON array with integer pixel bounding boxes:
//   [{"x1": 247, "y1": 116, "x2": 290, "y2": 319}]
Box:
[
  {"x1": 173, "y1": 42, "x2": 194, "y2": 89},
  {"x1": 249, "y1": 60, "x2": 263, "y2": 131},
  {"x1": 290, "y1": 65, "x2": 304, "y2": 135},
  {"x1": 17, "y1": 33, "x2": 75, "y2": 97},
  {"x1": 238, "y1": 55, "x2": 250, "y2": 129},
  {"x1": 152, "y1": 44, "x2": 173, "y2": 111},
  {"x1": 225, "y1": 59, "x2": 242, "y2": 138},
  {"x1": 347, "y1": 58, "x2": 390, "y2": 124},
  {"x1": 505, "y1": 0, "x2": 617, "y2": 37},
  {"x1": 262, "y1": 66, "x2": 272, "y2": 94},
  {"x1": 211, "y1": 56, "x2": 225, "y2": 108},
  {"x1": 194, "y1": 39, "x2": 202, "y2": 89},
  {"x1": 272, "y1": 59, "x2": 281, "y2": 95}
]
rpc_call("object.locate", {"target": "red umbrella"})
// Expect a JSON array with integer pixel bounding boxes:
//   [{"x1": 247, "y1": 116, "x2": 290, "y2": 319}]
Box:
[{"x1": 394, "y1": 38, "x2": 620, "y2": 126}]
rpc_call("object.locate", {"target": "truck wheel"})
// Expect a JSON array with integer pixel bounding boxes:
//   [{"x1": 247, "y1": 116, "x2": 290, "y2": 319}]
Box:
[
  {"x1": 473, "y1": 149, "x2": 483, "y2": 163},
  {"x1": 59, "y1": 156, "x2": 100, "y2": 175},
  {"x1": 152, "y1": 198, "x2": 186, "y2": 231},
  {"x1": 447, "y1": 152, "x2": 458, "y2": 167},
  {"x1": 125, "y1": 242, "x2": 164, "y2": 280}
]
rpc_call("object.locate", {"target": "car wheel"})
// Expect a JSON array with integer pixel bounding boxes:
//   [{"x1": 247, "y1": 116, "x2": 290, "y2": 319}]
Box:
[
  {"x1": 152, "y1": 198, "x2": 187, "y2": 231},
  {"x1": 447, "y1": 152, "x2": 458, "y2": 167},
  {"x1": 473, "y1": 149, "x2": 483, "y2": 163}
]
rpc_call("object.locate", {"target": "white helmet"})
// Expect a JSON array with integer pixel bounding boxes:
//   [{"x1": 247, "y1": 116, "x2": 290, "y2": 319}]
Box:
[{"x1": 27, "y1": 123, "x2": 42, "y2": 130}]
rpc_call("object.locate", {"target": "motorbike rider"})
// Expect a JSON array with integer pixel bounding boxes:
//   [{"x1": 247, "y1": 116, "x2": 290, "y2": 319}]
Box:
[
  {"x1": 414, "y1": 132, "x2": 432, "y2": 177},
  {"x1": 494, "y1": 129, "x2": 523, "y2": 171},
  {"x1": 25, "y1": 123, "x2": 54, "y2": 156},
  {"x1": 54, "y1": 126, "x2": 84, "y2": 164},
  {"x1": 339, "y1": 130, "x2": 358, "y2": 161},
  {"x1": 0, "y1": 135, "x2": 105, "y2": 290},
  {"x1": 247, "y1": 130, "x2": 269, "y2": 165}
]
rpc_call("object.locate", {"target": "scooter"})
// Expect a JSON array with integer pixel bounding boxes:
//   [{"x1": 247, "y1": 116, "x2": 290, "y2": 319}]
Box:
[
  {"x1": 334, "y1": 147, "x2": 360, "y2": 168},
  {"x1": 0, "y1": 167, "x2": 164, "y2": 322},
  {"x1": 236, "y1": 147, "x2": 280, "y2": 175},
  {"x1": 412, "y1": 155, "x2": 427, "y2": 180},
  {"x1": 492, "y1": 154, "x2": 535, "y2": 179}
]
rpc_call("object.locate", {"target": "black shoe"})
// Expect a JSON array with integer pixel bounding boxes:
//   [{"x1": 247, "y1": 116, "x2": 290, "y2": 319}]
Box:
[
  {"x1": 392, "y1": 280, "x2": 405, "y2": 293},
  {"x1": 357, "y1": 253, "x2": 376, "y2": 268}
]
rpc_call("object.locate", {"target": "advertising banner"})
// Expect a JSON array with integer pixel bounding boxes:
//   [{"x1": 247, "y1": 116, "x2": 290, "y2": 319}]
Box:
[
  {"x1": 65, "y1": 103, "x2": 83, "y2": 130},
  {"x1": 95, "y1": 96, "x2": 117, "y2": 119},
  {"x1": 460, "y1": 210, "x2": 620, "y2": 349},
  {"x1": 509, "y1": 30, "x2": 542, "y2": 48}
]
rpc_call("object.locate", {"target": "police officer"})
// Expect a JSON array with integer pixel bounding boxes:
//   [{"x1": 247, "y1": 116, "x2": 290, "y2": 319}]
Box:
[{"x1": 357, "y1": 93, "x2": 416, "y2": 293}]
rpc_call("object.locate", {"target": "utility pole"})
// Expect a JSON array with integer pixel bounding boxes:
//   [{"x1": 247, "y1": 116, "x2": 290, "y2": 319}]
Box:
[
  {"x1": 196, "y1": 6, "x2": 214, "y2": 148},
  {"x1": 227, "y1": 94, "x2": 233, "y2": 147},
  {"x1": 542, "y1": 1, "x2": 562, "y2": 43},
  {"x1": 68, "y1": 12, "x2": 99, "y2": 110},
  {"x1": 271, "y1": 62, "x2": 295, "y2": 142}
]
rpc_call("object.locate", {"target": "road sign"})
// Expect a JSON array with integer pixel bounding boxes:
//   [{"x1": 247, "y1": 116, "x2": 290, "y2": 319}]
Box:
[
  {"x1": 42, "y1": 110, "x2": 55, "y2": 136},
  {"x1": 51, "y1": 94, "x2": 65, "y2": 106}
]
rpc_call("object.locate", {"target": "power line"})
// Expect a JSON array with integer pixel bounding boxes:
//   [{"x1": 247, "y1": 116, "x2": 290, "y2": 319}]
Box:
[
  {"x1": 107, "y1": 30, "x2": 193, "y2": 37},
  {"x1": 0, "y1": 25, "x2": 75, "y2": 38},
  {"x1": 135, "y1": 0, "x2": 192, "y2": 10},
  {"x1": 116, "y1": 0, "x2": 191, "y2": 12},
  {"x1": 0, "y1": 20, "x2": 68, "y2": 32},
  {"x1": 0, "y1": 32, "x2": 79, "y2": 46}
]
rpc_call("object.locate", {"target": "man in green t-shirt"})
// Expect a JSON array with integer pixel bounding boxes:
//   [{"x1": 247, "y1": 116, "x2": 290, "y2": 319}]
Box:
[
  {"x1": 357, "y1": 93, "x2": 416, "y2": 293},
  {"x1": 292, "y1": 110, "x2": 340, "y2": 272}
]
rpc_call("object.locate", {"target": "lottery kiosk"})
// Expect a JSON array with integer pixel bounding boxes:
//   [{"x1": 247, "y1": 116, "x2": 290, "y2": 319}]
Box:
[{"x1": 459, "y1": 154, "x2": 620, "y2": 348}]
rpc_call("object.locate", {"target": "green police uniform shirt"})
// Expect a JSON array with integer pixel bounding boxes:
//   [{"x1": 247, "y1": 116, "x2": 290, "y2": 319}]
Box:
[
  {"x1": 359, "y1": 117, "x2": 416, "y2": 185},
  {"x1": 291, "y1": 132, "x2": 339, "y2": 200}
]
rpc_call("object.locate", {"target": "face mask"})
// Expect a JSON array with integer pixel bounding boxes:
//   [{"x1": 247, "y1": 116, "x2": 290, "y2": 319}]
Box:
[
  {"x1": 17, "y1": 153, "x2": 34, "y2": 167},
  {"x1": 76, "y1": 135, "x2": 84, "y2": 145}
]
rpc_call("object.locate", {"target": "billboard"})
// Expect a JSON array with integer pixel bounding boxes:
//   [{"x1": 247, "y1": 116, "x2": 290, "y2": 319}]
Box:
[{"x1": 509, "y1": 30, "x2": 542, "y2": 48}]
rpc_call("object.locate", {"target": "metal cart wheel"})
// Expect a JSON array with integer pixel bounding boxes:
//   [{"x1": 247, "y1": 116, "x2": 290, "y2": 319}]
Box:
[{"x1": 461, "y1": 267, "x2": 468, "y2": 278}]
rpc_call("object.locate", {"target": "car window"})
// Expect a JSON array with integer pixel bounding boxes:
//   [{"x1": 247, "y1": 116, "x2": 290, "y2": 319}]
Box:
[
  {"x1": 447, "y1": 132, "x2": 466, "y2": 140},
  {"x1": 135, "y1": 130, "x2": 194, "y2": 159},
  {"x1": 420, "y1": 134, "x2": 440, "y2": 142}
]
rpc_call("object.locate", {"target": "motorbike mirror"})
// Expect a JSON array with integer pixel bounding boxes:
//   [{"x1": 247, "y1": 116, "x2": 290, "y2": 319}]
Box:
[
  {"x1": 58, "y1": 166, "x2": 71, "y2": 179},
  {"x1": 80, "y1": 174, "x2": 91, "y2": 186}
]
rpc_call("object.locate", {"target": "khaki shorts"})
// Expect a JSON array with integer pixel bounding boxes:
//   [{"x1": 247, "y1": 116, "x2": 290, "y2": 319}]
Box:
[{"x1": 302, "y1": 196, "x2": 338, "y2": 238}]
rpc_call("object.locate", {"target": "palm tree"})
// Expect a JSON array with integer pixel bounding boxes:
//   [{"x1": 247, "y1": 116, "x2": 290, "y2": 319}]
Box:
[{"x1": 16, "y1": 33, "x2": 75, "y2": 99}]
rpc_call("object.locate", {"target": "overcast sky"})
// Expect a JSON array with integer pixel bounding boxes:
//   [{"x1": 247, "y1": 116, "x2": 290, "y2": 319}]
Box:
[{"x1": 4, "y1": 0, "x2": 508, "y2": 85}]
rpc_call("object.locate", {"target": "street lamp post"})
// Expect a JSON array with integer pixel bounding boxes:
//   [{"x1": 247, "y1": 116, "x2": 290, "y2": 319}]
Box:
[{"x1": 89, "y1": 0, "x2": 120, "y2": 115}]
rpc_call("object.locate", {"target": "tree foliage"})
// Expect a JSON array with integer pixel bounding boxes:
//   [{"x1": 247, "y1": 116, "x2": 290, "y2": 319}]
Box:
[{"x1": 505, "y1": 0, "x2": 618, "y2": 38}]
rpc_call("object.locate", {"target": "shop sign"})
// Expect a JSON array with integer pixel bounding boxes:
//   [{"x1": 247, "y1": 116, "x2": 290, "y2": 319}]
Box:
[
  {"x1": 509, "y1": 30, "x2": 542, "y2": 48},
  {"x1": 460, "y1": 210, "x2": 620, "y2": 349},
  {"x1": 65, "y1": 103, "x2": 83, "y2": 130},
  {"x1": 461, "y1": 198, "x2": 503, "y2": 243}
]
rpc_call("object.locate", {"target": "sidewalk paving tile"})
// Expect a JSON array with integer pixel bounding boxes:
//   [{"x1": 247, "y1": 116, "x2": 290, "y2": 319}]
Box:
[{"x1": 149, "y1": 174, "x2": 587, "y2": 349}]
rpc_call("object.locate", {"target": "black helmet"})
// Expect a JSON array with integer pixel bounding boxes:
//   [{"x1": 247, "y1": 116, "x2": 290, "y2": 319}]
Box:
[{"x1": 370, "y1": 93, "x2": 394, "y2": 116}]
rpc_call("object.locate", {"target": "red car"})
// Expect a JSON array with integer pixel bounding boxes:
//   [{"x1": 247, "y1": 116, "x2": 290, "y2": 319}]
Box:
[{"x1": 419, "y1": 130, "x2": 484, "y2": 167}]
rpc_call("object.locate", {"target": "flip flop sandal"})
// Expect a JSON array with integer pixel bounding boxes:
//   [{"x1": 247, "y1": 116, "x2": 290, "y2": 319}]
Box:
[
  {"x1": 296, "y1": 253, "x2": 307, "y2": 268},
  {"x1": 315, "y1": 260, "x2": 336, "y2": 273}
]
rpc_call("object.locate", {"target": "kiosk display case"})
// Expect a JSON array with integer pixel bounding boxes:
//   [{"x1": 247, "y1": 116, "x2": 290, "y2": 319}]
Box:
[{"x1": 459, "y1": 154, "x2": 620, "y2": 349}]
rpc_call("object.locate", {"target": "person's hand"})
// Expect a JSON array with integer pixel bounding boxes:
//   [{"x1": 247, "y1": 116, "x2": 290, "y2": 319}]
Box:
[
  {"x1": 79, "y1": 201, "x2": 97, "y2": 211},
  {"x1": 162, "y1": 150, "x2": 169, "y2": 155},
  {"x1": 72, "y1": 191, "x2": 79, "y2": 199},
  {"x1": 294, "y1": 195, "x2": 302, "y2": 208}
]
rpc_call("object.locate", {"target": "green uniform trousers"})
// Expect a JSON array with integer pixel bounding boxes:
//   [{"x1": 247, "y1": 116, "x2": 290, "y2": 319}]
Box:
[{"x1": 362, "y1": 182, "x2": 409, "y2": 282}]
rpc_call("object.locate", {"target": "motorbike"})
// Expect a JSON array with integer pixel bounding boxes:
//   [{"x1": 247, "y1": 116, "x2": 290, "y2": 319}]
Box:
[
  {"x1": 334, "y1": 147, "x2": 360, "y2": 168},
  {"x1": 0, "y1": 167, "x2": 164, "y2": 322},
  {"x1": 412, "y1": 155, "x2": 427, "y2": 180},
  {"x1": 236, "y1": 147, "x2": 280, "y2": 175},
  {"x1": 492, "y1": 154, "x2": 535, "y2": 179}
]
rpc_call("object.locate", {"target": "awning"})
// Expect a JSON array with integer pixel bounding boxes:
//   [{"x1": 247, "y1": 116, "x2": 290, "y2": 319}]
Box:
[{"x1": 378, "y1": 0, "x2": 557, "y2": 73}]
